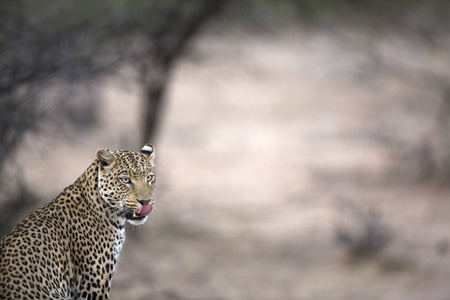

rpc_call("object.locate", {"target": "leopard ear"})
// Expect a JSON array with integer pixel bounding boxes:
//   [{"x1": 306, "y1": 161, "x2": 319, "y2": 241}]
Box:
[
  {"x1": 140, "y1": 144, "x2": 155, "y2": 166},
  {"x1": 96, "y1": 148, "x2": 117, "y2": 168}
]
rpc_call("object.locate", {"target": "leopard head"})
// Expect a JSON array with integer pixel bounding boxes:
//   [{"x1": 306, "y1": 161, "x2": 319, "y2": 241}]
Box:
[{"x1": 96, "y1": 144, "x2": 156, "y2": 225}]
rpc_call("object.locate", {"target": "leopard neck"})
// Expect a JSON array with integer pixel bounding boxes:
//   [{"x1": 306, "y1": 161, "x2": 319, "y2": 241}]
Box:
[{"x1": 76, "y1": 160, "x2": 126, "y2": 230}]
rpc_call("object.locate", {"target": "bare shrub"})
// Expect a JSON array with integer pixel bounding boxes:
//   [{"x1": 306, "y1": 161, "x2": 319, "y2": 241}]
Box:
[
  {"x1": 432, "y1": 85, "x2": 450, "y2": 184},
  {"x1": 335, "y1": 202, "x2": 392, "y2": 261},
  {"x1": 395, "y1": 85, "x2": 450, "y2": 185}
]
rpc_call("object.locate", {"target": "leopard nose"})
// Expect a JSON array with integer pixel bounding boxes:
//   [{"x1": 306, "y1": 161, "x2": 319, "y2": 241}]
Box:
[{"x1": 137, "y1": 199, "x2": 151, "y2": 206}]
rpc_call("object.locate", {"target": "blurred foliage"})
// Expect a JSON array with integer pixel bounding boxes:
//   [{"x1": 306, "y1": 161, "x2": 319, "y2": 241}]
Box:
[
  {"x1": 1, "y1": 0, "x2": 450, "y2": 178},
  {"x1": 0, "y1": 0, "x2": 224, "y2": 176},
  {"x1": 226, "y1": 0, "x2": 450, "y2": 38},
  {"x1": 0, "y1": 0, "x2": 225, "y2": 97}
]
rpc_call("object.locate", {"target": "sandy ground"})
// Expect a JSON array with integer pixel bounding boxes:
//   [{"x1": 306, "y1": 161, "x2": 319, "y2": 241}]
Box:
[{"x1": 4, "y1": 27, "x2": 450, "y2": 299}]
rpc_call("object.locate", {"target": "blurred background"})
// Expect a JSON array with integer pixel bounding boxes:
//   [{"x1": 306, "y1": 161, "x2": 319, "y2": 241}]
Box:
[{"x1": 1, "y1": 0, "x2": 450, "y2": 299}]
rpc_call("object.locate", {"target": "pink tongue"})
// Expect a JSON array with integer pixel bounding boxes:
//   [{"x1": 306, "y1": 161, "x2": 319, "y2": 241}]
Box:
[{"x1": 136, "y1": 204, "x2": 153, "y2": 216}]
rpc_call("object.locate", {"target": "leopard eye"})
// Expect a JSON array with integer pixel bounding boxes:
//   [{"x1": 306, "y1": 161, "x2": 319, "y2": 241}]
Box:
[
  {"x1": 121, "y1": 177, "x2": 131, "y2": 184},
  {"x1": 147, "y1": 174, "x2": 154, "y2": 183}
]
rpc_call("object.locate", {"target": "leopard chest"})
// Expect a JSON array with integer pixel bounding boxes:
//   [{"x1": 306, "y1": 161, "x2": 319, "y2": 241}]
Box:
[{"x1": 69, "y1": 223, "x2": 125, "y2": 296}]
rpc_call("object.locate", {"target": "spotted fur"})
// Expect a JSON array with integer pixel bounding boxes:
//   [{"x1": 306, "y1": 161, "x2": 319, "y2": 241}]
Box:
[{"x1": 0, "y1": 144, "x2": 156, "y2": 299}]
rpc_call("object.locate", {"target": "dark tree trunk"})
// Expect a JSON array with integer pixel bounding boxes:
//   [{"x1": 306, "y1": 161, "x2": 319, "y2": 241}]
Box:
[
  {"x1": 141, "y1": 62, "x2": 168, "y2": 144},
  {"x1": 140, "y1": 0, "x2": 226, "y2": 145}
]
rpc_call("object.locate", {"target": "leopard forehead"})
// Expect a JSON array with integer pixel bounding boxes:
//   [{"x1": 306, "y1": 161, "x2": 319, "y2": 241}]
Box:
[{"x1": 113, "y1": 150, "x2": 153, "y2": 173}]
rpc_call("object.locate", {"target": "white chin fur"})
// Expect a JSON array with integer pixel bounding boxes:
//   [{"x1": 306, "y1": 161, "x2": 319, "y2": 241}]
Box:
[{"x1": 127, "y1": 216, "x2": 148, "y2": 225}]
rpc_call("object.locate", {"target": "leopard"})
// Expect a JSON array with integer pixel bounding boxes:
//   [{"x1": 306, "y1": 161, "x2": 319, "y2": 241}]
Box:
[{"x1": 0, "y1": 144, "x2": 156, "y2": 299}]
